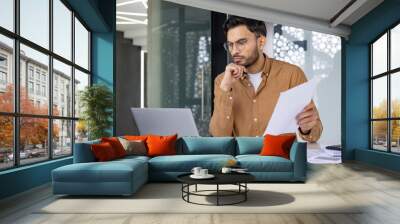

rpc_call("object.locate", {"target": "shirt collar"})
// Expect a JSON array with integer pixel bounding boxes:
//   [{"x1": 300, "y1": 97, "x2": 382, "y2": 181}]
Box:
[
  {"x1": 240, "y1": 53, "x2": 271, "y2": 80},
  {"x1": 261, "y1": 53, "x2": 272, "y2": 78}
]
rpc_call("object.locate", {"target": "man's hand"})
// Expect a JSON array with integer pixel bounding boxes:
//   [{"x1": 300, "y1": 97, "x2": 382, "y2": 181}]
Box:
[
  {"x1": 296, "y1": 102, "x2": 319, "y2": 134},
  {"x1": 220, "y1": 63, "x2": 246, "y2": 92}
]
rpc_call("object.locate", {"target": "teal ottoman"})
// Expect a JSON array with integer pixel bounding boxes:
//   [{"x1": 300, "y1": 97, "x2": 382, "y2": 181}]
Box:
[{"x1": 52, "y1": 156, "x2": 148, "y2": 196}]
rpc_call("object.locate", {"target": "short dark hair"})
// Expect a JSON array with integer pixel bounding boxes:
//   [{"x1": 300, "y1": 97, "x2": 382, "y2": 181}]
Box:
[{"x1": 223, "y1": 16, "x2": 267, "y2": 37}]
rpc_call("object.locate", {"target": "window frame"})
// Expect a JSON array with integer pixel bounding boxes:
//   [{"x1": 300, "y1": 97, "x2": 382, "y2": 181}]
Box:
[
  {"x1": 370, "y1": 20, "x2": 400, "y2": 154},
  {"x1": 0, "y1": 0, "x2": 92, "y2": 171}
]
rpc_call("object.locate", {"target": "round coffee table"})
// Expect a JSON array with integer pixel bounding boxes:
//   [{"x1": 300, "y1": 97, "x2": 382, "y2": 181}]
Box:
[{"x1": 177, "y1": 172, "x2": 255, "y2": 206}]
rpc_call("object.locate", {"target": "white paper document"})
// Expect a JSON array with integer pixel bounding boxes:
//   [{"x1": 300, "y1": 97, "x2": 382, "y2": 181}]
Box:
[{"x1": 263, "y1": 77, "x2": 321, "y2": 136}]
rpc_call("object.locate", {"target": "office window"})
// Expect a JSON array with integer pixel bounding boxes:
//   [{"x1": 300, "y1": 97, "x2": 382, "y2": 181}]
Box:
[
  {"x1": 21, "y1": 44, "x2": 49, "y2": 116},
  {"x1": 391, "y1": 120, "x2": 400, "y2": 153},
  {"x1": 372, "y1": 76, "x2": 387, "y2": 119},
  {"x1": 372, "y1": 34, "x2": 387, "y2": 77},
  {"x1": 75, "y1": 120, "x2": 88, "y2": 143},
  {"x1": 19, "y1": 117, "x2": 49, "y2": 165},
  {"x1": 370, "y1": 22, "x2": 400, "y2": 153},
  {"x1": 0, "y1": 0, "x2": 91, "y2": 170},
  {"x1": 0, "y1": 34, "x2": 13, "y2": 113},
  {"x1": 372, "y1": 121, "x2": 388, "y2": 151},
  {"x1": 20, "y1": 0, "x2": 49, "y2": 49},
  {"x1": 53, "y1": 59, "x2": 72, "y2": 117},
  {"x1": 0, "y1": 53, "x2": 7, "y2": 89},
  {"x1": 53, "y1": 119, "x2": 72, "y2": 158},
  {"x1": 0, "y1": 0, "x2": 14, "y2": 32},
  {"x1": 74, "y1": 69, "x2": 89, "y2": 118},
  {"x1": 0, "y1": 116, "x2": 13, "y2": 170},
  {"x1": 53, "y1": 0, "x2": 72, "y2": 60},
  {"x1": 390, "y1": 24, "x2": 400, "y2": 70},
  {"x1": 74, "y1": 17, "x2": 89, "y2": 70}
]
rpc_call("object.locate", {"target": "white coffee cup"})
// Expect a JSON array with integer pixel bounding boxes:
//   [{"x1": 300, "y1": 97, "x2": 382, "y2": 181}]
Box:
[
  {"x1": 221, "y1": 167, "x2": 232, "y2": 174},
  {"x1": 191, "y1": 167, "x2": 202, "y2": 176},
  {"x1": 200, "y1": 169, "x2": 208, "y2": 176}
]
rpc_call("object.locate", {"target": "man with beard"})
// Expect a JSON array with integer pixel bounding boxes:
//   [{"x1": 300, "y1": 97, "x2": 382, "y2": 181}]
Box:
[{"x1": 209, "y1": 16, "x2": 323, "y2": 142}]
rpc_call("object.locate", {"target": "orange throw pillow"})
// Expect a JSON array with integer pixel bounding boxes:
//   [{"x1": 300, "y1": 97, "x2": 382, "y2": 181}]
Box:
[
  {"x1": 124, "y1": 135, "x2": 148, "y2": 141},
  {"x1": 91, "y1": 142, "x2": 118, "y2": 161},
  {"x1": 260, "y1": 134, "x2": 296, "y2": 159},
  {"x1": 146, "y1": 134, "x2": 178, "y2": 157},
  {"x1": 101, "y1": 137, "x2": 127, "y2": 158}
]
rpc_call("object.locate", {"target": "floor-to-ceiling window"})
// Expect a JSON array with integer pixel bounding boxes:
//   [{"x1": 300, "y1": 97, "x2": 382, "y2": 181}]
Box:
[
  {"x1": 370, "y1": 22, "x2": 400, "y2": 153},
  {"x1": 0, "y1": 0, "x2": 91, "y2": 171}
]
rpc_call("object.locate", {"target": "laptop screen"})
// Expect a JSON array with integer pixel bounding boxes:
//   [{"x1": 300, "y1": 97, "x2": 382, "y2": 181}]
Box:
[{"x1": 130, "y1": 108, "x2": 200, "y2": 137}]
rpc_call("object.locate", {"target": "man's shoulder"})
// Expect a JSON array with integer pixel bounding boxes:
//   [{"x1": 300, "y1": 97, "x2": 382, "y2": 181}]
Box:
[
  {"x1": 215, "y1": 72, "x2": 225, "y2": 82},
  {"x1": 270, "y1": 58, "x2": 303, "y2": 73}
]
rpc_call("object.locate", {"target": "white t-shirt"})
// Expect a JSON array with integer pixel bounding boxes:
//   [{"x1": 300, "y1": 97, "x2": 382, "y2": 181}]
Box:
[{"x1": 247, "y1": 72, "x2": 262, "y2": 91}]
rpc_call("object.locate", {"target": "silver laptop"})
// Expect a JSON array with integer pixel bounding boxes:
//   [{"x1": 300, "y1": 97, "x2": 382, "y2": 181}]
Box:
[{"x1": 130, "y1": 108, "x2": 200, "y2": 137}]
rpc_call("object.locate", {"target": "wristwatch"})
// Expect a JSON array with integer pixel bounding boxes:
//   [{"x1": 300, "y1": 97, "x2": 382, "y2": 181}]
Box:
[{"x1": 298, "y1": 127, "x2": 311, "y2": 135}]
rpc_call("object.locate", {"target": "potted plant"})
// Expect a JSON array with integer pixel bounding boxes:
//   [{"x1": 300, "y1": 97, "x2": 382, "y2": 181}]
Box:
[{"x1": 79, "y1": 84, "x2": 113, "y2": 140}]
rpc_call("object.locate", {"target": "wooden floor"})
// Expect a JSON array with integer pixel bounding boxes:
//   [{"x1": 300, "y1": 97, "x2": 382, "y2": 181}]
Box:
[{"x1": 1, "y1": 162, "x2": 400, "y2": 224}]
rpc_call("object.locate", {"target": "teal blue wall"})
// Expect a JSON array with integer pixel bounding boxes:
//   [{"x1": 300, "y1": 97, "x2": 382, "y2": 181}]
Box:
[
  {"x1": 0, "y1": 0, "x2": 116, "y2": 200},
  {"x1": 91, "y1": 0, "x2": 116, "y2": 136},
  {"x1": 343, "y1": 0, "x2": 400, "y2": 171}
]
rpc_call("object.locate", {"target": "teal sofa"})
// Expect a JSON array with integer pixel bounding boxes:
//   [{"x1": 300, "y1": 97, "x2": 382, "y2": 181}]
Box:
[{"x1": 52, "y1": 137, "x2": 307, "y2": 196}]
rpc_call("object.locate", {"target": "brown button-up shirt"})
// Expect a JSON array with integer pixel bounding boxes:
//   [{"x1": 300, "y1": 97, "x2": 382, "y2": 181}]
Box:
[{"x1": 209, "y1": 55, "x2": 323, "y2": 142}]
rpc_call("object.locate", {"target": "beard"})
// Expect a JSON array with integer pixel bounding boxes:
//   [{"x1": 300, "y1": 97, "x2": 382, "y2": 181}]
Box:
[{"x1": 233, "y1": 47, "x2": 260, "y2": 68}]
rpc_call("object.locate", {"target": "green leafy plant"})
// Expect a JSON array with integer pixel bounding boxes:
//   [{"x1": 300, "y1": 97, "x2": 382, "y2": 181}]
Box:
[{"x1": 79, "y1": 84, "x2": 113, "y2": 140}]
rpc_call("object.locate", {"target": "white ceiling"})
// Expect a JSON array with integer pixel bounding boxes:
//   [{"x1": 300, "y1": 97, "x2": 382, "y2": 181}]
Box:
[
  {"x1": 116, "y1": 0, "x2": 148, "y2": 49},
  {"x1": 227, "y1": 0, "x2": 353, "y2": 23},
  {"x1": 116, "y1": 0, "x2": 384, "y2": 47},
  {"x1": 223, "y1": 0, "x2": 384, "y2": 26}
]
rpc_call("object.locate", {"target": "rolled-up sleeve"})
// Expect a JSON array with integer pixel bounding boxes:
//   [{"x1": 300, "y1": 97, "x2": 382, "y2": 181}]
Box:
[{"x1": 209, "y1": 74, "x2": 234, "y2": 136}]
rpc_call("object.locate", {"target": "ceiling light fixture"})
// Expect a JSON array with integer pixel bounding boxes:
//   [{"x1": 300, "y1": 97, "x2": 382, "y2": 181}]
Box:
[
  {"x1": 117, "y1": 15, "x2": 147, "y2": 24},
  {"x1": 117, "y1": 21, "x2": 137, "y2": 25},
  {"x1": 117, "y1": 0, "x2": 142, "y2": 7},
  {"x1": 116, "y1": 11, "x2": 147, "y2": 17}
]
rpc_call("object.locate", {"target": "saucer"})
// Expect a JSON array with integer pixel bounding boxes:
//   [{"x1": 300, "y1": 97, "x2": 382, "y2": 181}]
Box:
[{"x1": 190, "y1": 174, "x2": 215, "y2": 179}]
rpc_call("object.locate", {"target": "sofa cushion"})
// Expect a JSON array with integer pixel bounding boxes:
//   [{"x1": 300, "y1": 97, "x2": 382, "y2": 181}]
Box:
[
  {"x1": 101, "y1": 137, "x2": 127, "y2": 158},
  {"x1": 148, "y1": 154, "x2": 235, "y2": 172},
  {"x1": 118, "y1": 137, "x2": 147, "y2": 156},
  {"x1": 260, "y1": 134, "x2": 296, "y2": 159},
  {"x1": 52, "y1": 158, "x2": 147, "y2": 183},
  {"x1": 147, "y1": 134, "x2": 178, "y2": 157},
  {"x1": 235, "y1": 137, "x2": 263, "y2": 155},
  {"x1": 90, "y1": 142, "x2": 118, "y2": 161},
  {"x1": 178, "y1": 137, "x2": 235, "y2": 155},
  {"x1": 236, "y1": 155, "x2": 293, "y2": 172}
]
